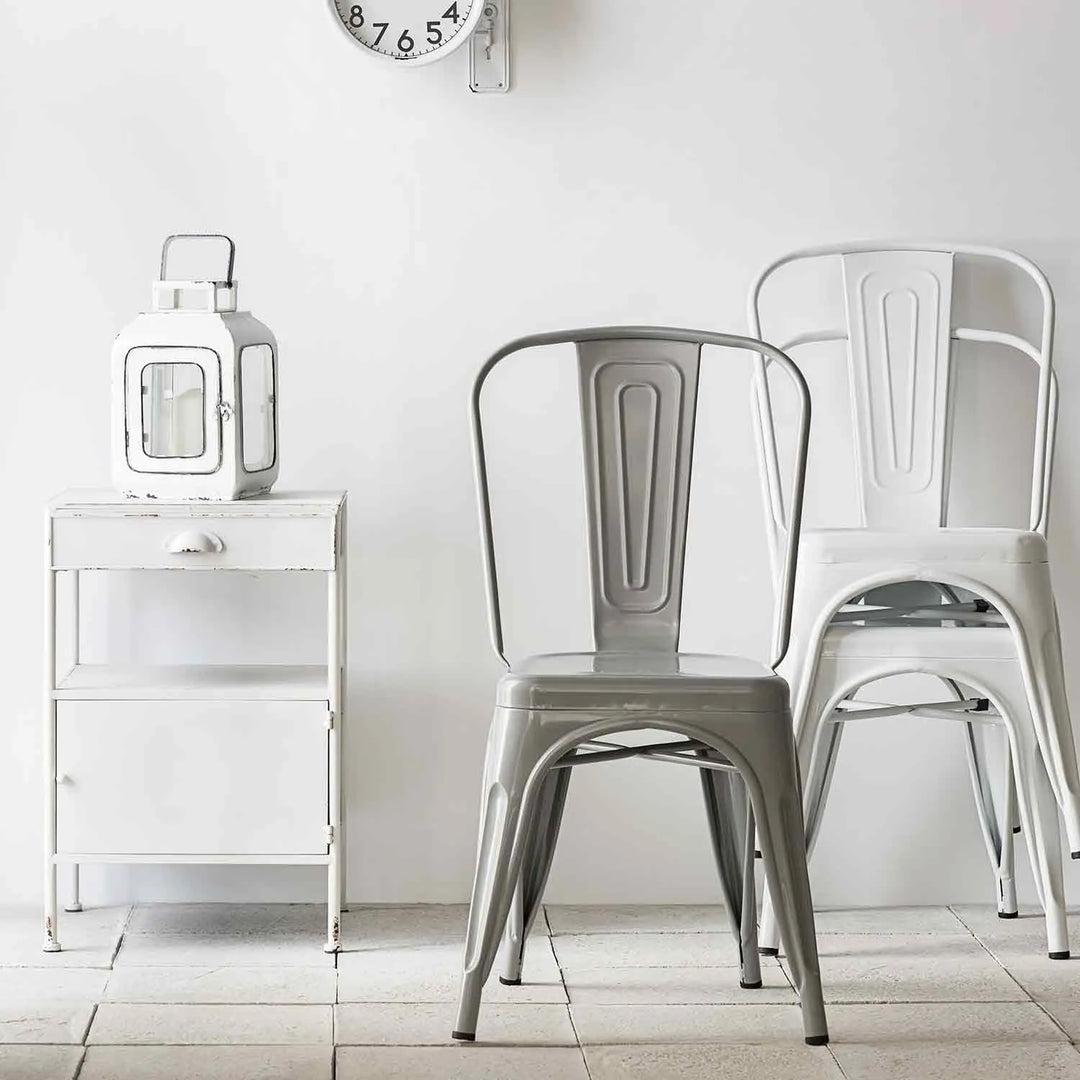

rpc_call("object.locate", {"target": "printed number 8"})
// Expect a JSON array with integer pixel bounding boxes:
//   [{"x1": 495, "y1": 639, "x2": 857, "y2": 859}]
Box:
[{"x1": 349, "y1": 5, "x2": 364, "y2": 28}]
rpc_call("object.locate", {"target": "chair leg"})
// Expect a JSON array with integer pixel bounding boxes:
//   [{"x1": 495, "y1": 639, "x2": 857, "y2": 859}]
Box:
[
  {"x1": 454, "y1": 733, "x2": 538, "y2": 1040},
  {"x1": 1010, "y1": 726, "x2": 1069, "y2": 958},
  {"x1": 963, "y1": 716, "x2": 1018, "y2": 917},
  {"x1": 1008, "y1": 588, "x2": 1080, "y2": 855},
  {"x1": 500, "y1": 767, "x2": 571, "y2": 985},
  {"x1": 745, "y1": 743, "x2": 828, "y2": 1046},
  {"x1": 759, "y1": 712, "x2": 844, "y2": 957},
  {"x1": 699, "y1": 760, "x2": 761, "y2": 988}
]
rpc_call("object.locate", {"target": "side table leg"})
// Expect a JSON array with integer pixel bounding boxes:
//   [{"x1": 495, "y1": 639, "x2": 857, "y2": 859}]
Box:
[
  {"x1": 43, "y1": 560, "x2": 61, "y2": 953},
  {"x1": 65, "y1": 864, "x2": 83, "y2": 913},
  {"x1": 325, "y1": 840, "x2": 342, "y2": 954},
  {"x1": 324, "y1": 562, "x2": 343, "y2": 954}
]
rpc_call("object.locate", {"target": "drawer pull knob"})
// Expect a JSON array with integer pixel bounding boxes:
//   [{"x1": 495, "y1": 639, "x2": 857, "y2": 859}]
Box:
[
  {"x1": 56, "y1": 774, "x2": 71, "y2": 785},
  {"x1": 165, "y1": 530, "x2": 224, "y2": 555}
]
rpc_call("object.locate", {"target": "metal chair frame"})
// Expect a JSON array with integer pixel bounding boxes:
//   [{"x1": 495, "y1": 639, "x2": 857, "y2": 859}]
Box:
[{"x1": 454, "y1": 326, "x2": 829, "y2": 1045}]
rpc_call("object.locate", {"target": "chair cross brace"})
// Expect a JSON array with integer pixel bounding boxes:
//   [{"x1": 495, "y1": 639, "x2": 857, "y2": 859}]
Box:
[
  {"x1": 830, "y1": 697, "x2": 995, "y2": 725},
  {"x1": 832, "y1": 601, "x2": 1003, "y2": 626},
  {"x1": 554, "y1": 737, "x2": 738, "y2": 773}
]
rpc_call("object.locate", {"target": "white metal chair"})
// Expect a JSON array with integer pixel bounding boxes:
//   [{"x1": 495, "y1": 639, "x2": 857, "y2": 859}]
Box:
[
  {"x1": 748, "y1": 243, "x2": 1080, "y2": 960},
  {"x1": 452, "y1": 327, "x2": 829, "y2": 1046}
]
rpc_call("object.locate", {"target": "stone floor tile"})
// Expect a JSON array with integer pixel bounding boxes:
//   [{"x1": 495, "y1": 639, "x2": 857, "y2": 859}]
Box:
[
  {"x1": 337, "y1": 941, "x2": 567, "y2": 1004},
  {"x1": 335, "y1": 1045, "x2": 590, "y2": 1078},
  {"x1": 831, "y1": 1042, "x2": 1080, "y2": 1079},
  {"x1": 79, "y1": 1045, "x2": 332, "y2": 1079},
  {"x1": 104, "y1": 966, "x2": 336, "y2": 1004},
  {"x1": 126, "y1": 904, "x2": 324, "y2": 936},
  {"x1": 552, "y1": 932, "x2": 741, "y2": 969},
  {"x1": 791, "y1": 933, "x2": 1027, "y2": 1003},
  {"x1": 0, "y1": 906, "x2": 129, "y2": 969},
  {"x1": 584, "y1": 1042, "x2": 845, "y2": 1079},
  {"x1": 950, "y1": 905, "x2": 1080, "y2": 958},
  {"x1": 545, "y1": 905, "x2": 729, "y2": 936},
  {"x1": 562, "y1": 964, "x2": 795, "y2": 1005},
  {"x1": 825, "y1": 1001, "x2": 1066, "y2": 1043},
  {"x1": 813, "y1": 907, "x2": 964, "y2": 935},
  {"x1": 571, "y1": 1003, "x2": 805, "y2": 1045},
  {"x1": 0, "y1": 968, "x2": 107, "y2": 1003},
  {"x1": 991, "y1": 955, "x2": 1080, "y2": 1002},
  {"x1": 87, "y1": 1003, "x2": 332, "y2": 1045},
  {"x1": 335, "y1": 1002, "x2": 576, "y2": 1046},
  {"x1": 0, "y1": 1001, "x2": 95, "y2": 1044},
  {"x1": 113, "y1": 932, "x2": 334, "y2": 968},
  {"x1": 0, "y1": 1046, "x2": 83, "y2": 1080},
  {"x1": 1036, "y1": 999, "x2": 1080, "y2": 1040}
]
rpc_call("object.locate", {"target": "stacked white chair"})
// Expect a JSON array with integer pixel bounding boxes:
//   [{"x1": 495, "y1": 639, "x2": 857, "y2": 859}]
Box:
[{"x1": 748, "y1": 243, "x2": 1080, "y2": 960}]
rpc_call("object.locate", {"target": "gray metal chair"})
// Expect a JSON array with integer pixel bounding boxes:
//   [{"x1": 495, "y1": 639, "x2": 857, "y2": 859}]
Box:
[{"x1": 452, "y1": 327, "x2": 829, "y2": 1047}]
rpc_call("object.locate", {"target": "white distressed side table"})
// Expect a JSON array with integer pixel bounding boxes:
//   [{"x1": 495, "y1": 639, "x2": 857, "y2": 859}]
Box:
[{"x1": 43, "y1": 490, "x2": 347, "y2": 953}]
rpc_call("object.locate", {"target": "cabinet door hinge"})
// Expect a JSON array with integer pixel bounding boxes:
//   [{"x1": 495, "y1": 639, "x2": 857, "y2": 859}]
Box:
[
  {"x1": 324, "y1": 711, "x2": 335, "y2": 731},
  {"x1": 325, "y1": 825, "x2": 335, "y2": 844}
]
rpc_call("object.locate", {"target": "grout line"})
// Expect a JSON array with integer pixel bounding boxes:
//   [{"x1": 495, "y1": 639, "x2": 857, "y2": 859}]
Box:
[
  {"x1": 1030, "y1": 997, "x2": 1075, "y2": 1045},
  {"x1": 826, "y1": 1042, "x2": 851, "y2": 1078},
  {"x1": 70, "y1": 1046, "x2": 87, "y2": 1080},
  {"x1": 81, "y1": 1002, "x2": 99, "y2": 1046},
  {"x1": 549, "y1": 914, "x2": 592, "y2": 1078},
  {"x1": 948, "y1": 904, "x2": 1045, "y2": 1007}
]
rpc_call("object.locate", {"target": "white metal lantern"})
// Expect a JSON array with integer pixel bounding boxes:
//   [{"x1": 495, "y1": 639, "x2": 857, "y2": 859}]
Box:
[{"x1": 111, "y1": 234, "x2": 279, "y2": 501}]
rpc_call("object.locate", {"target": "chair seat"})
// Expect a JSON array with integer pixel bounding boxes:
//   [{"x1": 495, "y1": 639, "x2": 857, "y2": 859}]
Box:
[
  {"x1": 821, "y1": 625, "x2": 1020, "y2": 661},
  {"x1": 497, "y1": 652, "x2": 788, "y2": 713},
  {"x1": 801, "y1": 527, "x2": 1048, "y2": 565}
]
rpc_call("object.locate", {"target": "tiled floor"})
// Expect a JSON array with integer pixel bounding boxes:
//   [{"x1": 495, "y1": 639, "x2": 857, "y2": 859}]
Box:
[{"x1": 1, "y1": 904, "x2": 1080, "y2": 1078}]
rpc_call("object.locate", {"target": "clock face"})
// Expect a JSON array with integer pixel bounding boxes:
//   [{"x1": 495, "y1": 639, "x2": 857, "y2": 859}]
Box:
[{"x1": 331, "y1": 1, "x2": 481, "y2": 64}]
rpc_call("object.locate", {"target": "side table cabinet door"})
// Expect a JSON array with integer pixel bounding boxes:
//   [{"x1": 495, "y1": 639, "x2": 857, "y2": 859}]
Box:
[{"x1": 55, "y1": 701, "x2": 329, "y2": 856}]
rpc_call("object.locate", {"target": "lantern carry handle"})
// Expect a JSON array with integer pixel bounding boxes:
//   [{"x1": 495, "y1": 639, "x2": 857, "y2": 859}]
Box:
[{"x1": 159, "y1": 234, "x2": 236, "y2": 285}]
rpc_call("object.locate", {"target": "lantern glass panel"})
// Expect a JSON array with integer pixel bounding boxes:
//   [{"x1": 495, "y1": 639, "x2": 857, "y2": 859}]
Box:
[
  {"x1": 240, "y1": 344, "x2": 275, "y2": 472},
  {"x1": 141, "y1": 362, "x2": 206, "y2": 458}
]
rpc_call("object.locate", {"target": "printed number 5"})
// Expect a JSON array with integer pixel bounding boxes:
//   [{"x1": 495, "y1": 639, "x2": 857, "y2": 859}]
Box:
[{"x1": 426, "y1": 20, "x2": 443, "y2": 45}]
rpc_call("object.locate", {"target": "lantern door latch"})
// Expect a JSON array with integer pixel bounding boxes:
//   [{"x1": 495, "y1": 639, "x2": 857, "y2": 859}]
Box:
[{"x1": 468, "y1": 1, "x2": 509, "y2": 93}]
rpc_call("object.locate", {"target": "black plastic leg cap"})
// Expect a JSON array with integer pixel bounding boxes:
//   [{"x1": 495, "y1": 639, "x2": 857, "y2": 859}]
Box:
[
  {"x1": 998, "y1": 910, "x2": 1019, "y2": 920},
  {"x1": 498, "y1": 976, "x2": 522, "y2": 986},
  {"x1": 452, "y1": 1031, "x2": 476, "y2": 1042},
  {"x1": 1050, "y1": 951, "x2": 1071, "y2": 960},
  {"x1": 758, "y1": 946, "x2": 780, "y2": 957},
  {"x1": 1072, "y1": 850, "x2": 1080, "y2": 860},
  {"x1": 805, "y1": 1034, "x2": 830, "y2": 1046},
  {"x1": 739, "y1": 979, "x2": 763, "y2": 990}
]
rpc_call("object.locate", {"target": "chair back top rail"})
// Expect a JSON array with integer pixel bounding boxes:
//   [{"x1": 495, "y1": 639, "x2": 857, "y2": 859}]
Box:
[
  {"x1": 746, "y1": 243, "x2": 1056, "y2": 574},
  {"x1": 471, "y1": 327, "x2": 810, "y2": 671}
]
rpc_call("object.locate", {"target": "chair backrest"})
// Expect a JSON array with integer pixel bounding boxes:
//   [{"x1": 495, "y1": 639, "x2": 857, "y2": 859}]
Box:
[
  {"x1": 747, "y1": 243, "x2": 1056, "y2": 567},
  {"x1": 472, "y1": 327, "x2": 811, "y2": 670}
]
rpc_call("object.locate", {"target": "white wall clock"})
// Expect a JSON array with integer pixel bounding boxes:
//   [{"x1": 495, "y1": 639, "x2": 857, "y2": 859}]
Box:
[
  {"x1": 328, "y1": 0, "x2": 510, "y2": 91},
  {"x1": 331, "y1": 1, "x2": 482, "y2": 65}
]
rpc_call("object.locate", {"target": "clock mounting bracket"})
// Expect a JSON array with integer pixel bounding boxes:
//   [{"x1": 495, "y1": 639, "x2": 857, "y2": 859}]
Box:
[{"x1": 468, "y1": 0, "x2": 510, "y2": 94}]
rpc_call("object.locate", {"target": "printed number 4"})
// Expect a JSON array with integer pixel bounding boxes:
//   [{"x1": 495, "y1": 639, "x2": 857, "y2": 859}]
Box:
[{"x1": 443, "y1": 3, "x2": 460, "y2": 22}]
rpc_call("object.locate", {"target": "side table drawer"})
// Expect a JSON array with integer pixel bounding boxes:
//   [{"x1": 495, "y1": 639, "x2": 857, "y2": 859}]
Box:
[
  {"x1": 55, "y1": 701, "x2": 329, "y2": 856},
  {"x1": 51, "y1": 513, "x2": 336, "y2": 570}
]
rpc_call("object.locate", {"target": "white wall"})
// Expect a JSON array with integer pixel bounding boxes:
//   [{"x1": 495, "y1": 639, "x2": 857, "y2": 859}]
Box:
[{"x1": 2, "y1": 0, "x2": 1080, "y2": 908}]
